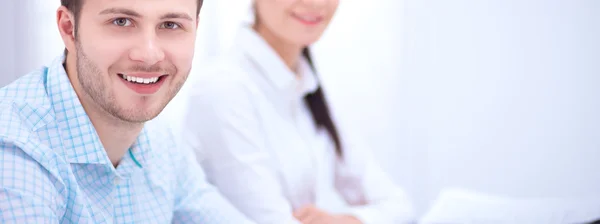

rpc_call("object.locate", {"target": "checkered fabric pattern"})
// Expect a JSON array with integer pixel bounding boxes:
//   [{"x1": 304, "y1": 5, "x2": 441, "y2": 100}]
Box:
[{"x1": 0, "y1": 55, "x2": 253, "y2": 224}]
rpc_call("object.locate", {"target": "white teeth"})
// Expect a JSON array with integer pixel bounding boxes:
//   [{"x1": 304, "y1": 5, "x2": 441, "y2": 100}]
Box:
[{"x1": 121, "y1": 74, "x2": 160, "y2": 84}]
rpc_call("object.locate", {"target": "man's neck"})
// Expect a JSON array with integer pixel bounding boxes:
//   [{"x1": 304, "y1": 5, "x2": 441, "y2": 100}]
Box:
[
  {"x1": 64, "y1": 54, "x2": 143, "y2": 167},
  {"x1": 254, "y1": 23, "x2": 303, "y2": 75},
  {"x1": 91, "y1": 114, "x2": 143, "y2": 167}
]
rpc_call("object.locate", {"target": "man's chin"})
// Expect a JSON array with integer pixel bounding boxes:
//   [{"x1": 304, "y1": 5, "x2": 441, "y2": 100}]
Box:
[
  {"x1": 112, "y1": 106, "x2": 164, "y2": 124},
  {"x1": 116, "y1": 113, "x2": 161, "y2": 124},
  {"x1": 110, "y1": 93, "x2": 173, "y2": 123}
]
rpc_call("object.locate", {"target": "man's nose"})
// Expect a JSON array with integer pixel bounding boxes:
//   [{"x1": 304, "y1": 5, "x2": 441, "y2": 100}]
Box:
[{"x1": 129, "y1": 31, "x2": 165, "y2": 66}]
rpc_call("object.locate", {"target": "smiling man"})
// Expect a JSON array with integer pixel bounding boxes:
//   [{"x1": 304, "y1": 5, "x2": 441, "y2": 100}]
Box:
[{"x1": 0, "y1": 0, "x2": 253, "y2": 223}]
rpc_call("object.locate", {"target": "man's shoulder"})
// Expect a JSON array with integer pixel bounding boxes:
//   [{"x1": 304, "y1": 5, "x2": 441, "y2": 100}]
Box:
[
  {"x1": 0, "y1": 68, "x2": 55, "y2": 142},
  {"x1": 0, "y1": 68, "x2": 63, "y2": 183},
  {"x1": 1, "y1": 67, "x2": 51, "y2": 103},
  {"x1": 0, "y1": 100, "x2": 62, "y2": 175},
  {"x1": 0, "y1": 129, "x2": 67, "y2": 220},
  {"x1": 0, "y1": 84, "x2": 67, "y2": 214},
  {"x1": 0, "y1": 69, "x2": 68, "y2": 204}
]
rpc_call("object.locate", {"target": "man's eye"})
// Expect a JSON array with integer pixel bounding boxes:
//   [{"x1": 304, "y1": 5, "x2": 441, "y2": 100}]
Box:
[
  {"x1": 113, "y1": 18, "x2": 132, "y2": 27},
  {"x1": 161, "y1": 22, "x2": 180, "y2": 29}
]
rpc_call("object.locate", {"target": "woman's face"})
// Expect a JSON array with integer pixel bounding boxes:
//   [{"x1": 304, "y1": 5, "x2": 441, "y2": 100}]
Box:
[{"x1": 254, "y1": 0, "x2": 339, "y2": 46}]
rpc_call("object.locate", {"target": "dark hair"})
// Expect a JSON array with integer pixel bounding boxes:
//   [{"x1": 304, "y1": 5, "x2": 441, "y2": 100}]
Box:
[{"x1": 302, "y1": 48, "x2": 343, "y2": 158}]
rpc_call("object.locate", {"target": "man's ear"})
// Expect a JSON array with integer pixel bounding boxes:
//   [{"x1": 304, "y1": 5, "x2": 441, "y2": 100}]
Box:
[{"x1": 57, "y1": 6, "x2": 76, "y2": 53}]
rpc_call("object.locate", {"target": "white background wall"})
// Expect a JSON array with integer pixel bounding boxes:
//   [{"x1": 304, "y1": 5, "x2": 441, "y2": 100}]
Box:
[
  {"x1": 0, "y1": 1, "x2": 16, "y2": 84},
  {"x1": 1, "y1": 0, "x2": 599, "y2": 218},
  {"x1": 401, "y1": 0, "x2": 600, "y2": 214}
]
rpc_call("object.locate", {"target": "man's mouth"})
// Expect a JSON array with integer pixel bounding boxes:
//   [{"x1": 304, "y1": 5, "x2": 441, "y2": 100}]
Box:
[
  {"x1": 117, "y1": 73, "x2": 169, "y2": 95},
  {"x1": 118, "y1": 73, "x2": 166, "y2": 84}
]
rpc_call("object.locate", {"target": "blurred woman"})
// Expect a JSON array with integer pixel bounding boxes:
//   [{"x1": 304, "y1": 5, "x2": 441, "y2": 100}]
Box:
[{"x1": 177, "y1": 0, "x2": 415, "y2": 223}]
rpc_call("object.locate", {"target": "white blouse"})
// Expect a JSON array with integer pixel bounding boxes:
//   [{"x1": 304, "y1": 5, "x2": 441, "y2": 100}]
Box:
[{"x1": 176, "y1": 25, "x2": 415, "y2": 224}]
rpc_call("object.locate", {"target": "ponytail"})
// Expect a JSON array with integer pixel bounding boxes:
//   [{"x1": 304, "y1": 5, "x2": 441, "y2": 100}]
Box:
[{"x1": 302, "y1": 48, "x2": 343, "y2": 158}]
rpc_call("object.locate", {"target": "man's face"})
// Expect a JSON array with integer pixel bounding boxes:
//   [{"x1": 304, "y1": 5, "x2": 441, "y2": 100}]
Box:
[{"x1": 73, "y1": 0, "x2": 198, "y2": 123}]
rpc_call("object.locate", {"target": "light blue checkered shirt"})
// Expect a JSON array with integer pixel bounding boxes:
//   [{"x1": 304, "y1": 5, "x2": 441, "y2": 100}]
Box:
[{"x1": 0, "y1": 55, "x2": 254, "y2": 224}]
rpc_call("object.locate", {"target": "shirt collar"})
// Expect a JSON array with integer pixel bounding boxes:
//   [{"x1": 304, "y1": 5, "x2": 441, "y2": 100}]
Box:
[
  {"x1": 297, "y1": 57, "x2": 320, "y2": 98},
  {"x1": 237, "y1": 25, "x2": 320, "y2": 101},
  {"x1": 47, "y1": 54, "x2": 110, "y2": 165},
  {"x1": 115, "y1": 127, "x2": 153, "y2": 177}
]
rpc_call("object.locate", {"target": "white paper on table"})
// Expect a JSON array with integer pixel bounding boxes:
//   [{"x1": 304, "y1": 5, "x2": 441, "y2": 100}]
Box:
[{"x1": 419, "y1": 188, "x2": 600, "y2": 224}]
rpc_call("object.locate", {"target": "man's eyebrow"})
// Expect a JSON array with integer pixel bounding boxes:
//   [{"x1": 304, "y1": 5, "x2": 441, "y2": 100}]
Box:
[
  {"x1": 99, "y1": 8, "x2": 193, "y2": 21},
  {"x1": 161, "y1": 13, "x2": 194, "y2": 21},
  {"x1": 99, "y1": 8, "x2": 142, "y2": 17}
]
